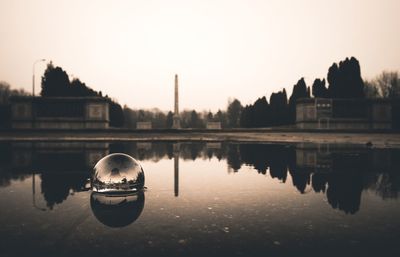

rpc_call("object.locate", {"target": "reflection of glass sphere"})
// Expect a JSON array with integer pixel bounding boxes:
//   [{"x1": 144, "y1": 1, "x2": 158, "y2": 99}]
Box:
[
  {"x1": 92, "y1": 153, "x2": 145, "y2": 193},
  {"x1": 90, "y1": 191, "x2": 145, "y2": 228}
]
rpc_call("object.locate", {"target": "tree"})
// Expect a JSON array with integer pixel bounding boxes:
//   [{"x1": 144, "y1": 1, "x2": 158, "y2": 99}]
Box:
[
  {"x1": 227, "y1": 98, "x2": 243, "y2": 128},
  {"x1": 207, "y1": 111, "x2": 213, "y2": 121},
  {"x1": 252, "y1": 96, "x2": 270, "y2": 127},
  {"x1": 123, "y1": 106, "x2": 137, "y2": 128},
  {"x1": 189, "y1": 110, "x2": 201, "y2": 128},
  {"x1": 70, "y1": 78, "x2": 97, "y2": 97},
  {"x1": 215, "y1": 110, "x2": 227, "y2": 128},
  {"x1": 0, "y1": 81, "x2": 28, "y2": 104},
  {"x1": 288, "y1": 78, "x2": 310, "y2": 123},
  {"x1": 240, "y1": 105, "x2": 251, "y2": 128},
  {"x1": 0, "y1": 81, "x2": 12, "y2": 104},
  {"x1": 0, "y1": 81, "x2": 30, "y2": 128},
  {"x1": 41, "y1": 62, "x2": 70, "y2": 96},
  {"x1": 375, "y1": 71, "x2": 399, "y2": 98},
  {"x1": 289, "y1": 78, "x2": 309, "y2": 102},
  {"x1": 109, "y1": 101, "x2": 124, "y2": 127},
  {"x1": 137, "y1": 110, "x2": 145, "y2": 122},
  {"x1": 166, "y1": 111, "x2": 173, "y2": 128},
  {"x1": 269, "y1": 89, "x2": 289, "y2": 126},
  {"x1": 312, "y1": 78, "x2": 329, "y2": 98},
  {"x1": 327, "y1": 57, "x2": 365, "y2": 98},
  {"x1": 363, "y1": 80, "x2": 380, "y2": 98}
]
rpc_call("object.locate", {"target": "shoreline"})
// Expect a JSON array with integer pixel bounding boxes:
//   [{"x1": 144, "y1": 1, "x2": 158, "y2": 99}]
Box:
[{"x1": 0, "y1": 129, "x2": 399, "y2": 148}]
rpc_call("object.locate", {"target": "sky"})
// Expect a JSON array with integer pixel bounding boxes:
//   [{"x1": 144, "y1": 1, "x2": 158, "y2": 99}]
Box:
[{"x1": 0, "y1": 0, "x2": 399, "y2": 111}]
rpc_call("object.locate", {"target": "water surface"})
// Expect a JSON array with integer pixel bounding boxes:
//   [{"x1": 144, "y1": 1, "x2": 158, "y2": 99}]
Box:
[{"x1": 0, "y1": 142, "x2": 399, "y2": 257}]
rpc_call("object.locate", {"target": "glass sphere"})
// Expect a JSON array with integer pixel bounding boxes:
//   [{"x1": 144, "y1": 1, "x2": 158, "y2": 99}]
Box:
[
  {"x1": 90, "y1": 191, "x2": 145, "y2": 228},
  {"x1": 92, "y1": 153, "x2": 145, "y2": 193}
]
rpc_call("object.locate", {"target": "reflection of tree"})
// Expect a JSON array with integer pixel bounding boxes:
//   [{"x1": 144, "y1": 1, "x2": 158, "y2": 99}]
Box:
[
  {"x1": 239, "y1": 144, "x2": 270, "y2": 174},
  {"x1": 0, "y1": 142, "x2": 30, "y2": 187},
  {"x1": 180, "y1": 143, "x2": 206, "y2": 161},
  {"x1": 40, "y1": 172, "x2": 89, "y2": 209},
  {"x1": 1, "y1": 141, "x2": 400, "y2": 215},
  {"x1": 331, "y1": 152, "x2": 369, "y2": 171},
  {"x1": 268, "y1": 146, "x2": 290, "y2": 182},
  {"x1": 239, "y1": 144, "x2": 291, "y2": 181},
  {"x1": 0, "y1": 142, "x2": 11, "y2": 165},
  {"x1": 227, "y1": 144, "x2": 242, "y2": 172},
  {"x1": 311, "y1": 173, "x2": 327, "y2": 193},
  {"x1": 371, "y1": 172, "x2": 400, "y2": 199},
  {"x1": 0, "y1": 170, "x2": 29, "y2": 187},
  {"x1": 110, "y1": 142, "x2": 171, "y2": 162},
  {"x1": 326, "y1": 171, "x2": 363, "y2": 214},
  {"x1": 289, "y1": 167, "x2": 311, "y2": 194},
  {"x1": 206, "y1": 149, "x2": 213, "y2": 159}
]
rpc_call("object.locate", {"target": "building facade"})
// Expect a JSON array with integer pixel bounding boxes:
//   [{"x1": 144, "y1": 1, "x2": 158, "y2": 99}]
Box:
[
  {"x1": 10, "y1": 96, "x2": 109, "y2": 129},
  {"x1": 296, "y1": 98, "x2": 392, "y2": 129},
  {"x1": 206, "y1": 122, "x2": 222, "y2": 130},
  {"x1": 136, "y1": 121, "x2": 152, "y2": 129}
]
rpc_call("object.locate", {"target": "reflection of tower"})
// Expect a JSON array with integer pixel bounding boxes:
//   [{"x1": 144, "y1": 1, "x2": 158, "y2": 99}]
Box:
[
  {"x1": 173, "y1": 143, "x2": 180, "y2": 197},
  {"x1": 172, "y1": 74, "x2": 181, "y2": 129}
]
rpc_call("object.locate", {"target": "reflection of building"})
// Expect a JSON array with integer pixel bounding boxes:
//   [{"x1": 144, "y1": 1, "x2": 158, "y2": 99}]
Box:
[
  {"x1": 295, "y1": 143, "x2": 392, "y2": 173},
  {"x1": 172, "y1": 74, "x2": 181, "y2": 129},
  {"x1": 11, "y1": 142, "x2": 109, "y2": 172},
  {"x1": 136, "y1": 142, "x2": 152, "y2": 150},
  {"x1": 206, "y1": 142, "x2": 222, "y2": 149},
  {"x1": 10, "y1": 96, "x2": 109, "y2": 129},
  {"x1": 296, "y1": 98, "x2": 392, "y2": 129}
]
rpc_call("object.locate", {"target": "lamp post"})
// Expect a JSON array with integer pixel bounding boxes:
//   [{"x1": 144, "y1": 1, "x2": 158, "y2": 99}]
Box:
[{"x1": 32, "y1": 59, "x2": 46, "y2": 96}]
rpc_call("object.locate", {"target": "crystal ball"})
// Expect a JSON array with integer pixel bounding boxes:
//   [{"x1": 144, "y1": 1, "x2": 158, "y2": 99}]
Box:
[
  {"x1": 90, "y1": 191, "x2": 145, "y2": 228},
  {"x1": 92, "y1": 153, "x2": 145, "y2": 193}
]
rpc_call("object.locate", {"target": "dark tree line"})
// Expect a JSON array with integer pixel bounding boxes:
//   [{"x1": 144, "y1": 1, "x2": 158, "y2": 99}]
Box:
[
  {"x1": 314, "y1": 57, "x2": 365, "y2": 98},
  {"x1": 0, "y1": 82, "x2": 29, "y2": 128},
  {"x1": 241, "y1": 57, "x2": 366, "y2": 127},
  {"x1": 241, "y1": 78, "x2": 310, "y2": 127},
  {"x1": 122, "y1": 99, "x2": 242, "y2": 129},
  {"x1": 41, "y1": 62, "x2": 124, "y2": 127}
]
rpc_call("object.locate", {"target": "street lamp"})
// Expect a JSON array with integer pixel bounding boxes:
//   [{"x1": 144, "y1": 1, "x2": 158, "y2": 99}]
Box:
[{"x1": 32, "y1": 59, "x2": 46, "y2": 96}]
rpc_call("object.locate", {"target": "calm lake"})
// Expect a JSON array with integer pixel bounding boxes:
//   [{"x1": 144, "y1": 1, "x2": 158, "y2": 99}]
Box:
[{"x1": 0, "y1": 141, "x2": 399, "y2": 257}]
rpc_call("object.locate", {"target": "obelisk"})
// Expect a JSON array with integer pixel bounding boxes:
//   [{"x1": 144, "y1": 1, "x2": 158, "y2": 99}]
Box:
[{"x1": 172, "y1": 74, "x2": 181, "y2": 129}]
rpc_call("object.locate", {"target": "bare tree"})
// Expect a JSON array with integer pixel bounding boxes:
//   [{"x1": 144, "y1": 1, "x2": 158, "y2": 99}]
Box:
[
  {"x1": 363, "y1": 80, "x2": 380, "y2": 98},
  {"x1": 375, "y1": 71, "x2": 399, "y2": 98},
  {"x1": 0, "y1": 81, "x2": 29, "y2": 104}
]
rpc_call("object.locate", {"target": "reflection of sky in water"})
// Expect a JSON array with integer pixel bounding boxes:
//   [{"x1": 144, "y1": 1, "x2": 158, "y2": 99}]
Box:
[{"x1": 0, "y1": 143, "x2": 400, "y2": 257}]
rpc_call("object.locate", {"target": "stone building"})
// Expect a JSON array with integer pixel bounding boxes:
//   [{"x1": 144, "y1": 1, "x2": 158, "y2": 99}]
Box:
[
  {"x1": 206, "y1": 122, "x2": 222, "y2": 130},
  {"x1": 10, "y1": 96, "x2": 109, "y2": 129},
  {"x1": 296, "y1": 98, "x2": 392, "y2": 129},
  {"x1": 136, "y1": 121, "x2": 152, "y2": 129}
]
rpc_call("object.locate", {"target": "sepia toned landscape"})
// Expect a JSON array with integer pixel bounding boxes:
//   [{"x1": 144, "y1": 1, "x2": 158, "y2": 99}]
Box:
[{"x1": 0, "y1": 1, "x2": 400, "y2": 257}]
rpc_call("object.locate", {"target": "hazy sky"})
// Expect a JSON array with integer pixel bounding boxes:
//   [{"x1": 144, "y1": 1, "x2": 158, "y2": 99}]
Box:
[{"x1": 0, "y1": 0, "x2": 399, "y2": 111}]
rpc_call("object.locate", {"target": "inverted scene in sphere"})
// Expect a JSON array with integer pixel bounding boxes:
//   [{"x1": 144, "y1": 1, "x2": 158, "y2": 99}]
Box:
[{"x1": 92, "y1": 153, "x2": 145, "y2": 193}]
